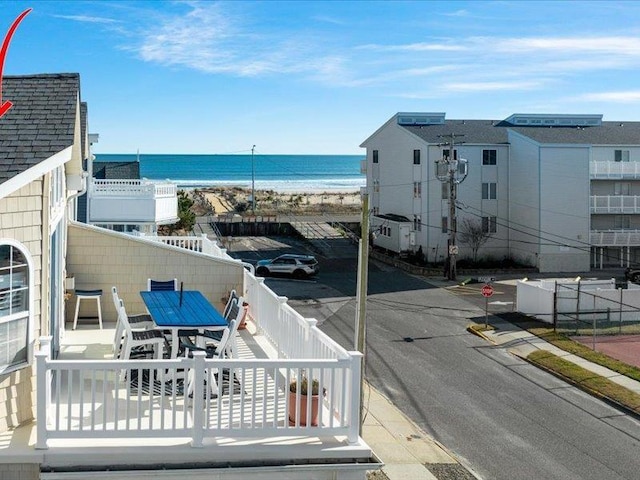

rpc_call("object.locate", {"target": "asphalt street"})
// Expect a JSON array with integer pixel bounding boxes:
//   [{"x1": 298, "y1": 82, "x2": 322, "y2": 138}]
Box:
[{"x1": 228, "y1": 237, "x2": 640, "y2": 480}]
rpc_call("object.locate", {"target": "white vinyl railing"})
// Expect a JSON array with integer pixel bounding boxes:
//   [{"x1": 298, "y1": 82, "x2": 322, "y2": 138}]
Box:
[
  {"x1": 140, "y1": 233, "x2": 228, "y2": 258},
  {"x1": 590, "y1": 161, "x2": 640, "y2": 179},
  {"x1": 590, "y1": 229, "x2": 640, "y2": 246},
  {"x1": 590, "y1": 195, "x2": 640, "y2": 214},
  {"x1": 36, "y1": 337, "x2": 361, "y2": 449},
  {"x1": 90, "y1": 179, "x2": 177, "y2": 198}
]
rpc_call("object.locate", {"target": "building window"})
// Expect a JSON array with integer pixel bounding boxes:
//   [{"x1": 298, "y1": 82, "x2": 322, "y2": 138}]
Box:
[
  {"x1": 413, "y1": 215, "x2": 422, "y2": 231},
  {"x1": 614, "y1": 150, "x2": 630, "y2": 162},
  {"x1": 482, "y1": 216, "x2": 497, "y2": 233},
  {"x1": 442, "y1": 149, "x2": 458, "y2": 160},
  {"x1": 441, "y1": 182, "x2": 448, "y2": 199},
  {"x1": 442, "y1": 216, "x2": 448, "y2": 233},
  {"x1": 615, "y1": 182, "x2": 630, "y2": 196},
  {"x1": 413, "y1": 182, "x2": 422, "y2": 198},
  {"x1": 482, "y1": 150, "x2": 497, "y2": 165},
  {"x1": 373, "y1": 150, "x2": 379, "y2": 164},
  {"x1": 0, "y1": 243, "x2": 30, "y2": 374},
  {"x1": 413, "y1": 149, "x2": 421, "y2": 165},
  {"x1": 482, "y1": 182, "x2": 497, "y2": 200},
  {"x1": 614, "y1": 215, "x2": 630, "y2": 229}
]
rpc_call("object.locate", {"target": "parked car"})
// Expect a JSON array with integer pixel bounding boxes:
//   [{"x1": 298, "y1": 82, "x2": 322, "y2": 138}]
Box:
[
  {"x1": 256, "y1": 254, "x2": 319, "y2": 278},
  {"x1": 625, "y1": 267, "x2": 640, "y2": 283}
]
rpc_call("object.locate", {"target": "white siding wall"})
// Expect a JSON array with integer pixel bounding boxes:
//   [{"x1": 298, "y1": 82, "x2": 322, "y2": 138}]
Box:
[
  {"x1": 0, "y1": 180, "x2": 44, "y2": 432},
  {"x1": 507, "y1": 131, "x2": 542, "y2": 268},
  {"x1": 66, "y1": 223, "x2": 245, "y2": 324},
  {"x1": 591, "y1": 145, "x2": 640, "y2": 163},
  {"x1": 538, "y1": 146, "x2": 591, "y2": 272},
  {"x1": 452, "y1": 144, "x2": 511, "y2": 261}
]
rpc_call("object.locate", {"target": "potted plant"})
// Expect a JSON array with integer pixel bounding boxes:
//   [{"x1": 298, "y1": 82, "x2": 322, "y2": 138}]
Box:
[{"x1": 288, "y1": 374, "x2": 325, "y2": 426}]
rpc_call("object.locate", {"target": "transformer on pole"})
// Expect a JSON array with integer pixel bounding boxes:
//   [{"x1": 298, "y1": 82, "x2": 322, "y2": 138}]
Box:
[{"x1": 435, "y1": 134, "x2": 467, "y2": 281}]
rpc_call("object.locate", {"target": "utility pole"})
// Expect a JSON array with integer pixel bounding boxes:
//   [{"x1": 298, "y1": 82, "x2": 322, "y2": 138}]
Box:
[
  {"x1": 251, "y1": 145, "x2": 256, "y2": 213},
  {"x1": 435, "y1": 134, "x2": 467, "y2": 281},
  {"x1": 355, "y1": 192, "x2": 369, "y2": 434}
]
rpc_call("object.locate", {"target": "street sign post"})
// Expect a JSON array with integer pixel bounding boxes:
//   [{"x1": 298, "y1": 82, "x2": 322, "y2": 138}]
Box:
[{"x1": 481, "y1": 284, "x2": 494, "y2": 327}]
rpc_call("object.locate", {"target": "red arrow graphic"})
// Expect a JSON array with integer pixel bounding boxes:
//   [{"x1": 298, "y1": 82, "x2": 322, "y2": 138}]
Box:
[{"x1": 0, "y1": 8, "x2": 32, "y2": 119}]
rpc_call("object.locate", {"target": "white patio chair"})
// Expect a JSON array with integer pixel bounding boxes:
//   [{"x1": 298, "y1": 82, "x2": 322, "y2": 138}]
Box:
[
  {"x1": 117, "y1": 299, "x2": 166, "y2": 362},
  {"x1": 188, "y1": 296, "x2": 244, "y2": 358},
  {"x1": 111, "y1": 286, "x2": 154, "y2": 354},
  {"x1": 183, "y1": 319, "x2": 236, "y2": 399}
]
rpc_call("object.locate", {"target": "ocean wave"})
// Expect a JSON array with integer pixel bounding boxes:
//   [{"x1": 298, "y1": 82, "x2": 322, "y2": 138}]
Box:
[{"x1": 156, "y1": 177, "x2": 366, "y2": 193}]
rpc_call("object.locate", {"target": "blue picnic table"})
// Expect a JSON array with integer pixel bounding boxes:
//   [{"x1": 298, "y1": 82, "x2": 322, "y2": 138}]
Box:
[{"x1": 140, "y1": 290, "x2": 227, "y2": 358}]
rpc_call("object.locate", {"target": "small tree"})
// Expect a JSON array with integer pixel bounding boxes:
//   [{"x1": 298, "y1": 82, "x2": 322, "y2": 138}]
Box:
[
  {"x1": 458, "y1": 218, "x2": 492, "y2": 263},
  {"x1": 169, "y1": 189, "x2": 196, "y2": 233}
]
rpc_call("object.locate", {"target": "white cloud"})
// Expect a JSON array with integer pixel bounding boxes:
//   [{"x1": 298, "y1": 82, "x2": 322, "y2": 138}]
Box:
[
  {"x1": 357, "y1": 42, "x2": 466, "y2": 52},
  {"x1": 442, "y1": 9, "x2": 471, "y2": 17},
  {"x1": 442, "y1": 81, "x2": 541, "y2": 92},
  {"x1": 577, "y1": 91, "x2": 640, "y2": 102},
  {"x1": 53, "y1": 14, "x2": 119, "y2": 24}
]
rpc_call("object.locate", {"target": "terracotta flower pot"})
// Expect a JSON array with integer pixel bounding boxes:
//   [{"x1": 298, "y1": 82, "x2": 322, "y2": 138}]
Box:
[{"x1": 288, "y1": 391, "x2": 320, "y2": 426}]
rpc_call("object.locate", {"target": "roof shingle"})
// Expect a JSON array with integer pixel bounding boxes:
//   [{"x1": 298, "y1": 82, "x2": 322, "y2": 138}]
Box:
[{"x1": 0, "y1": 73, "x2": 80, "y2": 185}]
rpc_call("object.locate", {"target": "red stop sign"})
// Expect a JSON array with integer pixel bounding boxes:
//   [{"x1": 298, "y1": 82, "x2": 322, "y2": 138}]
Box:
[{"x1": 481, "y1": 284, "x2": 494, "y2": 297}]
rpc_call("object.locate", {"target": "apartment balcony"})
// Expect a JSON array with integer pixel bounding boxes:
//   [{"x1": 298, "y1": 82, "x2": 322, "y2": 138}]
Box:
[
  {"x1": 88, "y1": 179, "x2": 178, "y2": 224},
  {"x1": 590, "y1": 161, "x2": 640, "y2": 179},
  {"x1": 590, "y1": 195, "x2": 640, "y2": 214},
  {"x1": 590, "y1": 229, "x2": 640, "y2": 247}
]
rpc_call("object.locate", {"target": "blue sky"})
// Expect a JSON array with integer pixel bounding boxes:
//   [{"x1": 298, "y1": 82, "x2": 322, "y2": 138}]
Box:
[{"x1": 4, "y1": 1, "x2": 640, "y2": 154}]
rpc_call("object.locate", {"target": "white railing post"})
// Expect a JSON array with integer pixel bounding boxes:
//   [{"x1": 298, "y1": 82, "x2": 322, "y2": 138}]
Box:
[
  {"x1": 190, "y1": 352, "x2": 206, "y2": 448},
  {"x1": 35, "y1": 336, "x2": 52, "y2": 450},
  {"x1": 305, "y1": 318, "x2": 318, "y2": 357},
  {"x1": 347, "y1": 351, "x2": 363, "y2": 444},
  {"x1": 277, "y1": 296, "x2": 288, "y2": 358}
]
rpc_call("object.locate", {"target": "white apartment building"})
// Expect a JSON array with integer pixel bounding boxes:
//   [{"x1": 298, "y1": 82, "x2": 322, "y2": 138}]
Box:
[{"x1": 361, "y1": 112, "x2": 640, "y2": 273}]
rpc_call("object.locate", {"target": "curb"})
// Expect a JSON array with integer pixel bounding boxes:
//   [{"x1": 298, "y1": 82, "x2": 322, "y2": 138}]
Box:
[{"x1": 466, "y1": 324, "x2": 496, "y2": 344}]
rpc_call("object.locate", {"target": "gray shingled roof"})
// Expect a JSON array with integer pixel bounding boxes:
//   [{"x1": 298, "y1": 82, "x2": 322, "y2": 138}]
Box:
[
  {"x1": 508, "y1": 122, "x2": 640, "y2": 145},
  {"x1": 401, "y1": 118, "x2": 640, "y2": 146},
  {"x1": 0, "y1": 73, "x2": 80, "y2": 185},
  {"x1": 92, "y1": 161, "x2": 140, "y2": 180},
  {"x1": 402, "y1": 120, "x2": 509, "y2": 145}
]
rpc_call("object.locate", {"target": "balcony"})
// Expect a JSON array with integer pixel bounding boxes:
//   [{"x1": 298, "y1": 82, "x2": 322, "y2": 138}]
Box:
[
  {"x1": 25, "y1": 224, "x2": 374, "y2": 476},
  {"x1": 590, "y1": 229, "x2": 640, "y2": 246},
  {"x1": 590, "y1": 161, "x2": 640, "y2": 179},
  {"x1": 590, "y1": 195, "x2": 640, "y2": 214},
  {"x1": 88, "y1": 179, "x2": 178, "y2": 224}
]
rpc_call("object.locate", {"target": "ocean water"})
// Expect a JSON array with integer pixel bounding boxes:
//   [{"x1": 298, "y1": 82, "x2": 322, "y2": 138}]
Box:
[{"x1": 95, "y1": 154, "x2": 365, "y2": 192}]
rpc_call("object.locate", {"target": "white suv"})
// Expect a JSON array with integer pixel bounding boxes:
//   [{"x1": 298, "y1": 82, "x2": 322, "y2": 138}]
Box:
[{"x1": 256, "y1": 254, "x2": 319, "y2": 278}]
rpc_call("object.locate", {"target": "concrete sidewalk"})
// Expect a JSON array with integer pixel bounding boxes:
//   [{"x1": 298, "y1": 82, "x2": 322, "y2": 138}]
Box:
[{"x1": 362, "y1": 384, "x2": 479, "y2": 480}]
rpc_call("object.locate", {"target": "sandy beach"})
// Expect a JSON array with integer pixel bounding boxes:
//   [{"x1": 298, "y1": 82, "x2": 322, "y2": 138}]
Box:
[{"x1": 190, "y1": 186, "x2": 361, "y2": 216}]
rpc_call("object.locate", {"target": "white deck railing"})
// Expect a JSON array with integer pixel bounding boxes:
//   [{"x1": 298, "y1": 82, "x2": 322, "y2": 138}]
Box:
[
  {"x1": 140, "y1": 233, "x2": 228, "y2": 258},
  {"x1": 36, "y1": 338, "x2": 361, "y2": 449},
  {"x1": 590, "y1": 229, "x2": 640, "y2": 246},
  {"x1": 590, "y1": 161, "x2": 640, "y2": 179},
  {"x1": 90, "y1": 179, "x2": 177, "y2": 198},
  {"x1": 590, "y1": 195, "x2": 640, "y2": 214}
]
